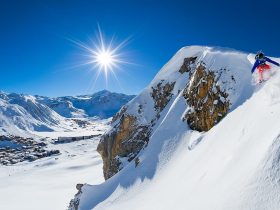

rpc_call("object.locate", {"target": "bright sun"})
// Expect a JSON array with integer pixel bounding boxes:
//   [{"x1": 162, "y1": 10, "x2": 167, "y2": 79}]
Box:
[
  {"x1": 95, "y1": 51, "x2": 114, "y2": 70},
  {"x1": 71, "y1": 26, "x2": 131, "y2": 87}
]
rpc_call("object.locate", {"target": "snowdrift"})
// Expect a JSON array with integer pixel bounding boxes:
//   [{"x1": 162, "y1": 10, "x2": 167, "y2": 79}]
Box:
[{"x1": 71, "y1": 46, "x2": 280, "y2": 210}]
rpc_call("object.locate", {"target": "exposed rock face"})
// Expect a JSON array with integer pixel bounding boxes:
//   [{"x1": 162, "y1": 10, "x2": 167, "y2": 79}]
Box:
[
  {"x1": 97, "y1": 114, "x2": 150, "y2": 180},
  {"x1": 151, "y1": 80, "x2": 176, "y2": 112},
  {"x1": 179, "y1": 56, "x2": 197, "y2": 74},
  {"x1": 97, "y1": 80, "x2": 176, "y2": 180},
  {"x1": 182, "y1": 62, "x2": 230, "y2": 131}
]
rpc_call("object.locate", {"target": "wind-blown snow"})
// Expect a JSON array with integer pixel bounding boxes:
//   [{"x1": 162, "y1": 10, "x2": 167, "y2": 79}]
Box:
[{"x1": 75, "y1": 46, "x2": 280, "y2": 210}]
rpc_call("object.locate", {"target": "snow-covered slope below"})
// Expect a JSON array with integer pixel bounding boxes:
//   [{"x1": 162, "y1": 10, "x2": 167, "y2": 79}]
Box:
[
  {"x1": 72, "y1": 46, "x2": 280, "y2": 210},
  {"x1": 36, "y1": 90, "x2": 135, "y2": 118}
]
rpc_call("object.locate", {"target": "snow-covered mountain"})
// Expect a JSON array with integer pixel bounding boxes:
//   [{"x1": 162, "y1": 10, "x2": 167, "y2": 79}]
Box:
[
  {"x1": 70, "y1": 46, "x2": 280, "y2": 210},
  {"x1": 36, "y1": 90, "x2": 135, "y2": 118},
  {"x1": 0, "y1": 92, "x2": 69, "y2": 136},
  {"x1": 0, "y1": 90, "x2": 134, "y2": 136}
]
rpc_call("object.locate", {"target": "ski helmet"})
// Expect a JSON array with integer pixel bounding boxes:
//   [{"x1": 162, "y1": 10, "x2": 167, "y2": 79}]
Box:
[{"x1": 255, "y1": 51, "x2": 264, "y2": 60}]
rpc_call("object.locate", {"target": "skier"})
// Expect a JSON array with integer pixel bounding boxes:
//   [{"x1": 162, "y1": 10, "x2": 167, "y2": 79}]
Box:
[{"x1": 251, "y1": 51, "x2": 280, "y2": 82}]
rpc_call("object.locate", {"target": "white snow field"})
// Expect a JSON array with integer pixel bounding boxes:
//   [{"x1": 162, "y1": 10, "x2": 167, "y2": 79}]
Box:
[
  {"x1": 74, "y1": 46, "x2": 280, "y2": 210},
  {"x1": 0, "y1": 119, "x2": 110, "y2": 210}
]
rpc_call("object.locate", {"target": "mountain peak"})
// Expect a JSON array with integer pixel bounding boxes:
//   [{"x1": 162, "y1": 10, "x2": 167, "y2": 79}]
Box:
[
  {"x1": 36, "y1": 90, "x2": 135, "y2": 119},
  {"x1": 97, "y1": 89, "x2": 111, "y2": 94}
]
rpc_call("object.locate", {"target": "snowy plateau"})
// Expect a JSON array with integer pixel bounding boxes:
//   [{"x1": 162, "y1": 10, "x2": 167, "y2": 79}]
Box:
[{"x1": 1, "y1": 45, "x2": 280, "y2": 210}]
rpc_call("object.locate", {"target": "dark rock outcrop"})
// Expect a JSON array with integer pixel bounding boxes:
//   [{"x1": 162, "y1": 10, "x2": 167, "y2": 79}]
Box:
[
  {"x1": 68, "y1": 184, "x2": 85, "y2": 210},
  {"x1": 182, "y1": 63, "x2": 230, "y2": 131},
  {"x1": 179, "y1": 56, "x2": 197, "y2": 74},
  {"x1": 151, "y1": 80, "x2": 175, "y2": 112}
]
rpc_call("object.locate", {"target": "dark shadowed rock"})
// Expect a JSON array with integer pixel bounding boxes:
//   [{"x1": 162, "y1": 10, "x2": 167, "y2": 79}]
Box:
[
  {"x1": 179, "y1": 56, "x2": 197, "y2": 74},
  {"x1": 68, "y1": 184, "x2": 85, "y2": 210},
  {"x1": 76, "y1": 183, "x2": 84, "y2": 192},
  {"x1": 151, "y1": 80, "x2": 176, "y2": 112}
]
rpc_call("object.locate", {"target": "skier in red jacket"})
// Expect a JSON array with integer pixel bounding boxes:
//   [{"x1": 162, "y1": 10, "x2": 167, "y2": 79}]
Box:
[{"x1": 251, "y1": 51, "x2": 280, "y2": 82}]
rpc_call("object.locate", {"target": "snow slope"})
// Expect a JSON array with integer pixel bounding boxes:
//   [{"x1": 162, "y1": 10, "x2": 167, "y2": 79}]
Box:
[
  {"x1": 36, "y1": 90, "x2": 135, "y2": 118},
  {"x1": 74, "y1": 46, "x2": 280, "y2": 210}
]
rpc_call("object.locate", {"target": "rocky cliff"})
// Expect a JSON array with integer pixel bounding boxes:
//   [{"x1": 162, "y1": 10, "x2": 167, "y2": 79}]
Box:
[
  {"x1": 96, "y1": 46, "x2": 245, "y2": 180},
  {"x1": 97, "y1": 112, "x2": 150, "y2": 179}
]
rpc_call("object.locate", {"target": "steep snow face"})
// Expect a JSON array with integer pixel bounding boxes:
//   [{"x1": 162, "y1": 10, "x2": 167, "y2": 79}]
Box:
[
  {"x1": 0, "y1": 92, "x2": 69, "y2": 136},
  {"x1": 37, "y1": 90, "x2": 135, "y2": 118},
  {"x1": 73, "y1": 46, "x2": 280, "y2": 210}
]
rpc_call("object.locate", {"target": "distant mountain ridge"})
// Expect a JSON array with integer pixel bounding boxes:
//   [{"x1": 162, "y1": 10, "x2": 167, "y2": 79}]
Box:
[
  {"x1": 0, "y1": 91, "x2": 67, "y2": 136},
  {"x1": 0, "y1": 90, "x2": 135, "y2": 136},
  {"x1": 36, "y1": 90, "x2": 135, "y2": 118}
]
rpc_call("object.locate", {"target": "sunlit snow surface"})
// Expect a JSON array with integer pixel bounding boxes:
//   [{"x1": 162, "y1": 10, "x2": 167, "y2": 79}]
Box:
[
  {"x1": 0, "y1": 119, "x2": 110, "y2": 210},
  {"x1": 76, "y1": 46, "x2": 280, "y2": 210}
]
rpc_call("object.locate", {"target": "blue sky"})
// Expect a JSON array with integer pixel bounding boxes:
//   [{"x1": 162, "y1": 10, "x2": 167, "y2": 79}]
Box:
[{"x1": 1, "y1": 0, "x2": 280, "y2": 97}]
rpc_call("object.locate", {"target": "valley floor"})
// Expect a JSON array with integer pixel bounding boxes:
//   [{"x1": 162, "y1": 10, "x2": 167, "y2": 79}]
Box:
[{"x1": 0, "y1": 119, "x2": 110, "y2": 210}]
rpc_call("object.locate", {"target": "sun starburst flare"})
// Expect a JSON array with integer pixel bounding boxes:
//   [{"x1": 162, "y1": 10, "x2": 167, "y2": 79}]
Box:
[{"x1": 70, "y1": 26, "x2": 132, "y2": 90}]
